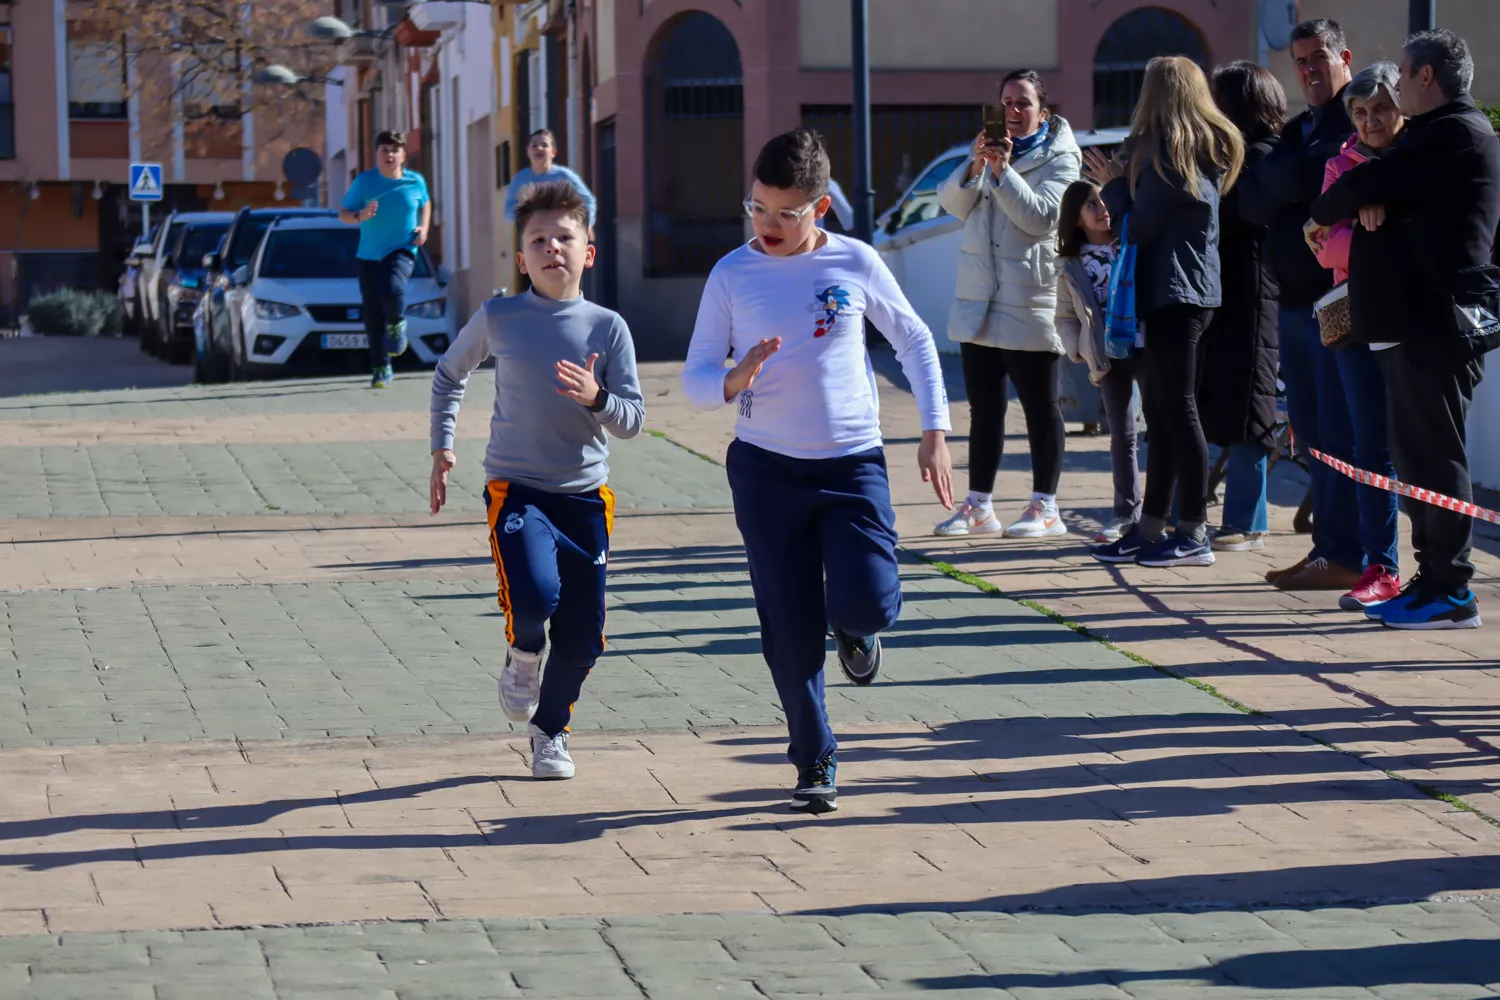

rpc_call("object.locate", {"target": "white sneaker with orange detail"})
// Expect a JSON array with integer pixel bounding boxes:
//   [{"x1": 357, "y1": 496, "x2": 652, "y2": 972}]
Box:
[
  {"x1": 1003, "y1": 500, "x2": 1067, "y2": 538},
  {"x1": 932, "y1": 501, "x2": 1003, "y2": 537}
]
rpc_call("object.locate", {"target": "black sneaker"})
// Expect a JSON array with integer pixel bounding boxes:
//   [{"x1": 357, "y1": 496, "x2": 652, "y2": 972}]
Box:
[
  {"x1": 790, "y1": 753, "x2": 838, "y2": 814},
  {"x1": 832, "y1": 629, "x2": 881, "y2": 686},
  {"x1": 1092, "y1": 526, "x2": 1145, "y2": 564}
]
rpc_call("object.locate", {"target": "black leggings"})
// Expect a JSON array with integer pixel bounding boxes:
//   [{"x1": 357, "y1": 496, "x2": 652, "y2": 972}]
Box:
[
  {"x1": 1140, "y1": 304, "x2": 1215, "y2": 525},
  {"x1": 959, "y1": 343, "x2": 1064, "y2": 495}
]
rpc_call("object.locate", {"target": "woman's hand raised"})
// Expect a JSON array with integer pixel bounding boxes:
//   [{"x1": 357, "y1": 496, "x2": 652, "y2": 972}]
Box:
[{"x1": 1081, "y1": 147, "x2": 1124, "y2": 187}]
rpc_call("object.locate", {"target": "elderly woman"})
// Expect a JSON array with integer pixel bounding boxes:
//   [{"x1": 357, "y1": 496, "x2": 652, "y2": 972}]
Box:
[
  {"x1": 933, "y1": 69, "x2": 1082, "y2": 540},
  {"x1": 1304, "y1": 62, "x2": 1405, "y2": 612}
]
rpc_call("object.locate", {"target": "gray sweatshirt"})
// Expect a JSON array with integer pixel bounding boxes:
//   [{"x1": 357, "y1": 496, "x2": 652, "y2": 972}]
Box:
[{"x1": 430, "y1": 291, "x2": 645, "y2": 493}]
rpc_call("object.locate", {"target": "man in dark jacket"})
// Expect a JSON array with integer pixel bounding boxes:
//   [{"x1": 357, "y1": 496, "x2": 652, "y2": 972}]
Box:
[
  {"x1": 1239, "y1": 19, "x2": 1363, "y2": 594},
  {"x1": 1311, "y1": 29, "x2": 1500, "y2": 630}
]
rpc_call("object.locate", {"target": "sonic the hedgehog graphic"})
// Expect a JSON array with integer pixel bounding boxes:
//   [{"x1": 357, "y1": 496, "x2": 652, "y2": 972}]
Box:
[{"x1": 813, "y1": 285, "x2": 852, "y2": 338}]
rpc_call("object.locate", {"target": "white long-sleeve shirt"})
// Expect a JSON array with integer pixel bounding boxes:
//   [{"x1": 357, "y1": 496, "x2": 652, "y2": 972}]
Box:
[{"x1": 681, "y1": 233, "x2": 951, "y2": 460}]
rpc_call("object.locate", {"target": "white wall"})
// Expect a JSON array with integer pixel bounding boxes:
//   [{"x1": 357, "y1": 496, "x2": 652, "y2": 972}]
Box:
[
  {"x1": 324, "y1": 65, "x2": 351, "y2": 208},
  {"x1": 1470, "y1": 379, "x2": 1500, "y2": 492}
]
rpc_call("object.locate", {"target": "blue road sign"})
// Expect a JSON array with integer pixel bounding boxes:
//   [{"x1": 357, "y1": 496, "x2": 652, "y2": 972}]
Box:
[{"x1": 129, "y1": 163, "x2": 163, "y2": 202}]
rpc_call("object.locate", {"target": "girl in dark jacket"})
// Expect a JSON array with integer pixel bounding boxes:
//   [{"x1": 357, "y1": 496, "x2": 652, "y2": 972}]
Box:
[
  {"x1": 1084, "y1": 55, "x2": 1245, "y2": 568},
  {"x1": 1201, "y1": 61, "x2": 1286, "y2": 553}
]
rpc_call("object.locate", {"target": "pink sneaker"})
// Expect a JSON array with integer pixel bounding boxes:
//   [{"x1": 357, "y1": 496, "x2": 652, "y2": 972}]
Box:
[{"x1": 1339, "y1": 565, "x2": 1401, "y2": 611}]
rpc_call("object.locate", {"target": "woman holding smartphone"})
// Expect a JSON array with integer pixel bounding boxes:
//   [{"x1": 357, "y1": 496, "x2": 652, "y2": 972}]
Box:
[{"x1": 934, "y1": 69, "x2": 1082, "y2": 540}]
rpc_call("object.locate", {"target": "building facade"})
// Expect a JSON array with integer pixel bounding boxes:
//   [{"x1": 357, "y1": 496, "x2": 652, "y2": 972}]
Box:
[
  {"x1": 0, "y1": 0, "x2": 323, "y2": 325},
  {"x1": 491, "y1": 0, "x2": 1257, "y2": 359}
]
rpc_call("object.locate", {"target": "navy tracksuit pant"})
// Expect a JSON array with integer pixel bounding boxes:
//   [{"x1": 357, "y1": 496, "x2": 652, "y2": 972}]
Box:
[
  {"x1": 484, "y1": 480, "x2": 615, "y2": 737},
  {"x1": 726, "y1": 439, "x2": 903, "y2": 770},
  {"x1": 357, "y1": 250, "x2": 415, "y2": 369}
]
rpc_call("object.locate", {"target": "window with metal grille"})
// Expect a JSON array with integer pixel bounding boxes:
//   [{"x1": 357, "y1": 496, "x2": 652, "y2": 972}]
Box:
[
  {"x1": 803, "y1": 105, "x2": 980, "y2": 222},
  {"x1": 644, "y1": 12, "x2": 743, "y2": 277},
  {"x1": 1093, "y1": 8, "x2": 1209, "y2": 129}
]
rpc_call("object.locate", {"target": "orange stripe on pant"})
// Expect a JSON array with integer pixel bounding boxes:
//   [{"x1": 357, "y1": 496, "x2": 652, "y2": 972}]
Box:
[{"x1": 484, "y1": 480, "x2": 516, "y2": 646}]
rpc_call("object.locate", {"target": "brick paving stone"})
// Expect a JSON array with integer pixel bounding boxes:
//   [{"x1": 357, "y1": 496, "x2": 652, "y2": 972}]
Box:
[
  {"x1": 1, "y1": 909, "x2": 1489, "y2": 998},
  {"x1": 0, "y1": 560, "x2": 1230, "y2": 747}
]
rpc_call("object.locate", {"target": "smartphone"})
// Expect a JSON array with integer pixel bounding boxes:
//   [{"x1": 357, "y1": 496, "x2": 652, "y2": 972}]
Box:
[{"x1": 982, "y1": 103, "x2": 1008, "y2": 143}]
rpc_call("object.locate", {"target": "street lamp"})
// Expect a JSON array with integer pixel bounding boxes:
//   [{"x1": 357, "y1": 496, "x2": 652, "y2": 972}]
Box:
[
  {"x1": 306, "y1": 16, "x2": 395, "y2": 41},
  {"x1": 1409, "y1": 0, "x2": 1436, "y2": 33},
  {"x1": 255, "y1": 65, "x2": 345, "y2": 87},
  {"x1": 850, "y1": 0, "x2": 873, "y2": 243}
]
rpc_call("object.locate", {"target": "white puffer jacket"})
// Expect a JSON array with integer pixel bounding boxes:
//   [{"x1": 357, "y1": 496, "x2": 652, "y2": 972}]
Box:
[{"x1": 937, "y1": 117, "x2": 1082, "y2": 353}]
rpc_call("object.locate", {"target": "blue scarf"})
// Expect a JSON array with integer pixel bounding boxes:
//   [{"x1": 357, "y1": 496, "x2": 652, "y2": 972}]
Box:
[{"x1": 1009, "y1": 119, "x2": 1051, "y2": 157}]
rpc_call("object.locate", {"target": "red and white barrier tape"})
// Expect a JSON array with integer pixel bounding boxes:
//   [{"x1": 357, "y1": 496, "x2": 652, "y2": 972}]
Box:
[{"x1": 1307, "y1": 448, "x2": 1500, "y2": 525}]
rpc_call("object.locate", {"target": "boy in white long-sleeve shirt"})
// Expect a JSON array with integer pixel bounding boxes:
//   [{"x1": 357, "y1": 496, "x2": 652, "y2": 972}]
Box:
[{"x1": 682, "y1": 129, "x2": 954, "y2": 813}]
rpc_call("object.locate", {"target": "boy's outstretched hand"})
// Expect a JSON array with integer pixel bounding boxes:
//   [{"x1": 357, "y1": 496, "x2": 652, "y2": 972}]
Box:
[
  {"x1": 918, "y1": 430, "x2": 954, "y2": 510},
  {"x1": 430, "y1": 448, "x2": 455, "y2": 514},
  {"x1": 557, "y1": 354, "x2": 601, "y2": 405},
  {"x1": 723, "y1": 337, "x2": 781, "y2": 401}
]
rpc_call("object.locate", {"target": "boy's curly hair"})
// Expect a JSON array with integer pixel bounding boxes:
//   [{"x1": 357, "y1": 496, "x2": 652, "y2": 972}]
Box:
[{"x1": 515, "y1": 180, "x2": 590, "y2": 237}]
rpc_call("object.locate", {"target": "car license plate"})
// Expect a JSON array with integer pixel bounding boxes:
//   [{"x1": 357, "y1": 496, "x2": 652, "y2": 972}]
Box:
[{"x1": 321, "y1": 333, "x2": 368, "y2": 350}]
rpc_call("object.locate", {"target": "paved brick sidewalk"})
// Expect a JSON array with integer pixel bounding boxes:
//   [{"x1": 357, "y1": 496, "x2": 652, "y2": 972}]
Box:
[
  {"x1": 2, "y1": 340, "x2": 1499, "y2": 998},
  {"x1": 640, "y1": 352, "x2": 1500, "y2": 824},
  {"x1": 3, "y1": 908, "x2": 1498, "y2": 1000}
]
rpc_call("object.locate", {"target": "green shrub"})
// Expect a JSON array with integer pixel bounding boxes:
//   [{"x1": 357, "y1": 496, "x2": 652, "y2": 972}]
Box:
[
  {"x1": 1485, "y1": 105, "x2": 1500, "y2": 136},
  {"x1": 25, "y1": 289, "x2": 122, "y2": 337}
]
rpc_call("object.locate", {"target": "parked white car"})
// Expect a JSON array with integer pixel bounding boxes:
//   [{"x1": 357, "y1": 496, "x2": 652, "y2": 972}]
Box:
[{"x1": 227, "y1": 217, "x2": 455, "y2": 380}]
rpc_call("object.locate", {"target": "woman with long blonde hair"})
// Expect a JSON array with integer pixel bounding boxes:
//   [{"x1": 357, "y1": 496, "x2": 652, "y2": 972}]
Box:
[{"x1": 1082, "y1": 55, "x2": 1244, "y2": 568}]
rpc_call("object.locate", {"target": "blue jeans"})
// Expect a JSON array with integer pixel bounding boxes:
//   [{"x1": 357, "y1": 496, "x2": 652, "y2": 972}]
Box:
[
  {"x1": 1222, "y1": 442, "x2": 1269, "y2": 534},
  {"x1": 1334, "y1": 345, "x2": 1399, "y2": 572},
  {"x1": 1278, "y1": 307, "x2": 1361, "y2": 572}
]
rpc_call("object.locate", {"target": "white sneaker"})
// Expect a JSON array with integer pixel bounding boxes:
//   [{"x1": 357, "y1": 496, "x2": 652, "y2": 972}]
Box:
[
  {"x1": 933, "y1": 501, "x2": 1003, "y2": 537},
  {"x1": 1003, "y1": 501, "x2": 1067, "y2": 538},
  {"x1": 1095, "y1": 516, "x2": 1134, "y2": 544},
  {"x1": 499, "y1": 646, "x2": 542, "y2": 723},
  {"x1": 529, "y1": 724, "x2": 575, "y2": 780}
]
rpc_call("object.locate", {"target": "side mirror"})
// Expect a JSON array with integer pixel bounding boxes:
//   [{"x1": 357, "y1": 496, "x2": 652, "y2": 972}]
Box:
[
  {"x1": 203, "y1": 253, "x2": 221, "y2": 271},
  {"x1": 436, "y1": 264, "x2": 452, "y2": 287},
  {"x1": 232, "y1": 266, "x2": 251, "y2": 286}
]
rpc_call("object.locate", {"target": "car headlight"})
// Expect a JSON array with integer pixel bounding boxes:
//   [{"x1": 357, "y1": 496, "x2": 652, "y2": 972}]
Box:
[
  {"x1": 254, "y1": 299, "x2": 301, "y2": 320},
  {"x1": 405, "y1": 298, "x2": 446, "y2": 319}
]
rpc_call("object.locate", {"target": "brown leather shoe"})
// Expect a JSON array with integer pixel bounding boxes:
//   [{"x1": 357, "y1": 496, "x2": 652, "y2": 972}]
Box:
[
  {"x1": 1275, "y1": 556, "x2": 1363, "y2": 591},
  {"x1": 1265, "y1": 556, "x2": 1309, "y2": 586}
]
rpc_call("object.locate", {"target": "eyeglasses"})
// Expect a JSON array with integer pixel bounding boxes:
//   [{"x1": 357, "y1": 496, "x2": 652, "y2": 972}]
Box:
[{"x1": 743, "y1": 200, "x2": 817, "y2": 227}]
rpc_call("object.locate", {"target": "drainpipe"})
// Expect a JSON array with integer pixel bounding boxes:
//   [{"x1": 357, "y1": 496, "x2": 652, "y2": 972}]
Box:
[{"x1": 566, "y1": 0, "x2": 579, "y2": 171}]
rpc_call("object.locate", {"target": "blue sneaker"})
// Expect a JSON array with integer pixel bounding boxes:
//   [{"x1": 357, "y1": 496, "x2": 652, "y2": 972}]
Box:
[
  {"x1": 371, "y1": 363, "x2": 394, "y2": 389},
  {"x1": 1379, "y1": 587, "x2": 1480, "y2": 630},
  {"x1": 1092, "y1": 527, "x2": 1145, "y2": 564},
  {"x1": 386, "y1": 320, "x2": 409, "y2": 357},
  {"x1": 1137, "y1": 534, "x2": 1215, "y2": 568},
  {"x1": 790, "y1": 753, "x2": 837, "y2": 814}
]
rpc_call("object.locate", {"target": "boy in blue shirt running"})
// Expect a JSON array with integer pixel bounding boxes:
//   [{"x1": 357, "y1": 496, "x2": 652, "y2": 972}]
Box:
[{"x1": 340, "y1": 130, "x2": 432, "y2": 388}]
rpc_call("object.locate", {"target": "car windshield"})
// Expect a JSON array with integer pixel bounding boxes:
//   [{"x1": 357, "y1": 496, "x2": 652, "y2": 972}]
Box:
[
  {"x1": 260, "y1": 228, "x2": 433, "y2": 279},
  {"x1": 229, "y1": 213, "x2": 334, "y2": 268},
  {"x1": 162, "y1": 223, "x2": 185, "y2": 257},
  {"x1": 890, "y1": 155, "x2": 967, "y2": 233},
  {"x1": 179, "y1": 224, "x2": 229, "y2": 267}
]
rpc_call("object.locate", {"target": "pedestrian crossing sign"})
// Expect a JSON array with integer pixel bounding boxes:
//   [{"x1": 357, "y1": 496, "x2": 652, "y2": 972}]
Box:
[{"x1": 129, "y1": 163, "x2": 163, "y2": 202}]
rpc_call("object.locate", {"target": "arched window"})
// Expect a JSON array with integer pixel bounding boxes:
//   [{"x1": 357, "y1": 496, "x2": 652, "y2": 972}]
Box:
[
  {"x1": 644, "y1": 13, "x2": 743, "y2": 277},
  {"x1": 1093, "y1": 7, "x2": 1209, "y2": 128}
]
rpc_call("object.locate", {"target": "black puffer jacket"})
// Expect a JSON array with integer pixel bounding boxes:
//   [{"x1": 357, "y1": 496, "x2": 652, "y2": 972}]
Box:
[
  {"x1": 1312, "y1": 95, "x2": 1500, "y2": 362},
  {"x1": 1199, "y1": 135, "x2": 1279, "y2": 449},
  {"x1": 1240, "y1": 91, "x2": 1354, "y2": 310}
]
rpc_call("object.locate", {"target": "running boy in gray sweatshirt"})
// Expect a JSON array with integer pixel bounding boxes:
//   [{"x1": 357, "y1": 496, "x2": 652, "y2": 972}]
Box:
[{"x1": 429, "y1": 181, "x2": 644, "y2": 780}]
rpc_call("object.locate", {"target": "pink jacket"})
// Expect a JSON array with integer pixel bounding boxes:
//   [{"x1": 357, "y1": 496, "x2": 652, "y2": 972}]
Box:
[{"x1": 1316, "y1": 134, "x2": 1367, "y2": 283}]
